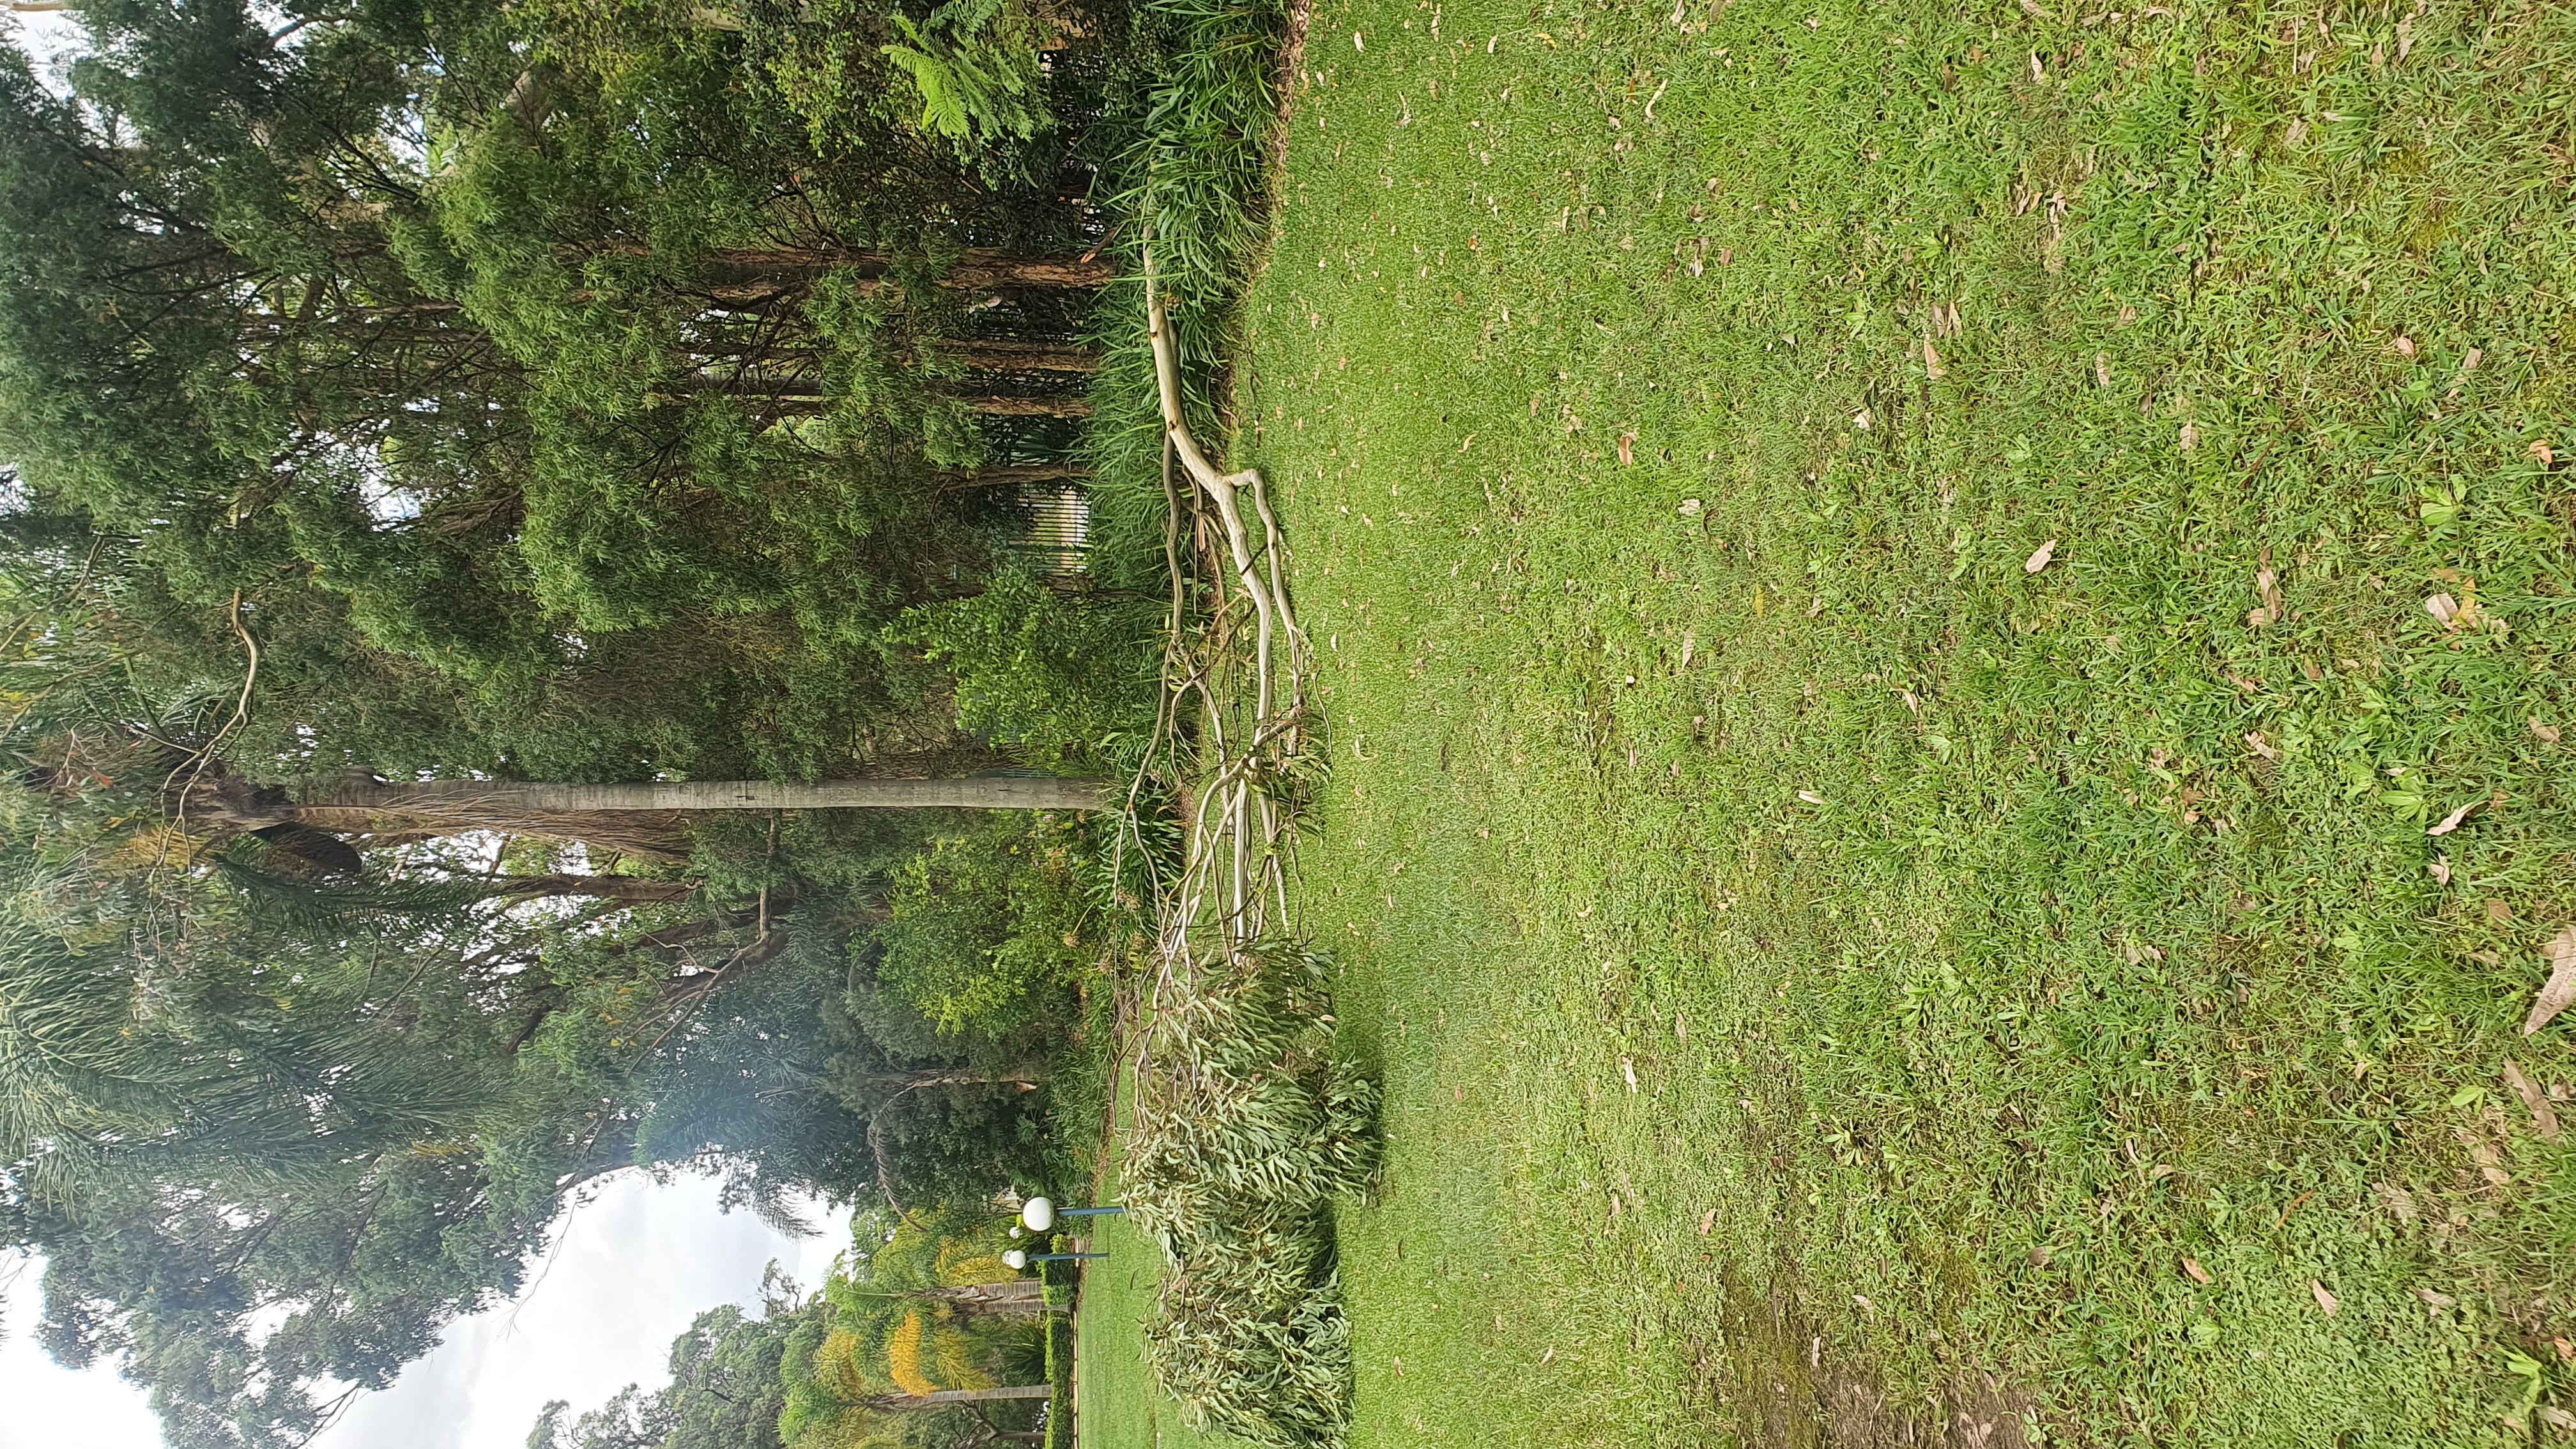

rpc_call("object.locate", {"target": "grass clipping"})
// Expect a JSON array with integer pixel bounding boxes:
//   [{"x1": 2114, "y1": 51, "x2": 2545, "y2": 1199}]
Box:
[{"x1": 1126, "y1": 944, "x2": 1375, "y2": 1448}]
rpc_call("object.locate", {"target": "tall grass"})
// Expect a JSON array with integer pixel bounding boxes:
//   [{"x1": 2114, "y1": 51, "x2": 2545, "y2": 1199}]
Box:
[{"x1": 1078, "y1": 0, "x2": 1287, "y2": 585}]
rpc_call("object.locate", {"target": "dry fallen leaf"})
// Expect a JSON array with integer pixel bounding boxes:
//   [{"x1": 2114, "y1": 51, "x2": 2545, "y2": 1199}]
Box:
[
  {"x1": 1698, "y1": 1208, "x2": 1717, "y2": 1236},
  {"x1": 2537, "y1": 1405, "x2": 2576, "y2": 1434},
  {"x1": 2506, "y1": 1059, "x2": 2563, "y2": 1141},
  {"x1": 1617, "y1": 432, "x2": 1637, "y2": 465},
  {"x1": 2394, "y1": 334, "x2": 2418, "y2": 358},
  {"x1": 1798, "y1": 790, "x2": 1825, "y2": 805},
  {"x1": 1621, "y1": 1057, "x2": 1639, "y2": 1093},
  {"x1": 2179, "y1": 422, "x2": 2199, "y2": 452},
  {"x1": 2248, "y1": 548, "x2": 2286, "y2": 627},
  {"x1": 2428, "y1": 801, "x2": 2477, "y2": 837},
  {"x1": 2375, "y1": 1183, "x2": 2418, "y2": 1222},
  {"x1": 2426, "y1": 592, "x2": 2460, "y2": 627},
  {"x1": 2532, "y1": 440, "x2": 2557, "y2": 466},
  {"x1": 2415, "y1": 1285, "x2": 2455, "y2": 1309},
  {"x1": 2429, "y1": 857, "x2": 2453, "y2": 886},
  {"x1": 2311, "y1": 1280, "x2": 2340, "y2": 1317},
  {"x1": 2488, "y1": 899, "x2": 2515, "y2": 924},
  {"x1": 2529, "y1": 926, "x2": 2576, "y2": 1036},
  {"x1": 2462, "y1": 346, "x2": 2483, "y2": 374},
  {"x1": 2244, "y1": 731, "x2": 2282, "y2": 763},
  {"x1": 2532, "y1": 717, "x2": 2561, "y2": 744},
  {"x1": 1679, "y1": 634, "x2": 1695, "y2": 670},
  {"x1": 1678, "y1": 497, "x2": 1703, "y2": 516},
  {"x1": 2095, "y1": 351, "x2": 2111, "y2": 388},
  {"x1": 1924, "y1": 335, "x2": 1947, "y2": 380},
  {"x1": 2182, "y1": 1258, "x2": 2214, "y2": 1285},
  {"x1": 2025, "y1": 539, "x2": 2058, "y2": 573}
]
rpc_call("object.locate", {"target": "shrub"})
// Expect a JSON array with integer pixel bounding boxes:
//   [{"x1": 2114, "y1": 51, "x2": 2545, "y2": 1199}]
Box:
[
  {"x1": 873, "y1": 813, "x2": 1097, "y2": 1036},
  {"x1": 898, "y1": 565, "x2": 1162, "y2": 775}
]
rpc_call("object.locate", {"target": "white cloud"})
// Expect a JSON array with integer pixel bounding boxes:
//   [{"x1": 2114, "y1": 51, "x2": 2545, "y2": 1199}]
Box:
[
  {"x1": 0, "y1": 1253, "x2": 163, "y2": 1449},
  {"x1": 319, "y1": 1170, "x2": 853, "y2": 1449},
  {"x1": 0, "y1": 1172, "x2": 852, "y2": 1449}
]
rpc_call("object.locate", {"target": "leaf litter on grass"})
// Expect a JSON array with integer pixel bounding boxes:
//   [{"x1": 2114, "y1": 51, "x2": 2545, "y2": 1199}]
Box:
[{"x1": 1224, "y1": 0, "x2": 2576, "y2": 1443}]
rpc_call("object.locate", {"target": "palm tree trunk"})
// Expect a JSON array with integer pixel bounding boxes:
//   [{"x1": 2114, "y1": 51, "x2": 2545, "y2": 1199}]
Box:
[
  {"x1": 869, "y1": 1386, "x2": 1054, "y2": 1411},
  {"x1": 295, "y1": 777, "x2": 1106, "y2": 815}
]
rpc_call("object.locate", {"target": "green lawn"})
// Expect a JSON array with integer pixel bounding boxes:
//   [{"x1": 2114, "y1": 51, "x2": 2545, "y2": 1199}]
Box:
[
  {"x1": 1101, "y1": 0, "x2": 2576, "y2": 1442},
  {"x1": 1073, "y1": 1138, "x2": 1250, "y2": 1449}
]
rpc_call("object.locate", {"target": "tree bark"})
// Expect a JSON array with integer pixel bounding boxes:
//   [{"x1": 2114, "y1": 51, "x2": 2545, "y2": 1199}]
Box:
[
  {"x1": 493, "y1": 874, "x2": 698, "y2": 903},
  {"x1": 942, "y1": 339, "x2": 1100, "y2": 374},
  {"x1": 705, "y1": 248, "x2": 1114, "y2": 292},
  {"x1": 844, "y1": 1280, "x2": 1054, "y2": 1317},
  {"x1": 583, "y1": 243, "x2": 1114, "y2": 293},
  {"x1": 668, "y1": 381, "x2": 1092, "y2": 420},
  {"x1": 295, "y1": 777, "x2": 1107, "y2": 815},
  {"x1": 932, "y1": 464, "x2": 1092, "y2": 491},
  {"x1": 961, "y1": 395, "x2": 1094, "y2": 418},
  {"x1": 868, "y1": 1386, "x2": 1053, "y2": 1411}
]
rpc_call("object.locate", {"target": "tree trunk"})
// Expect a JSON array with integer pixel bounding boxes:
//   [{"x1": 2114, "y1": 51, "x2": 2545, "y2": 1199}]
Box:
[
  {"x1": 494, "y1": 874, "x2": 698, "y2": 903},
  {"x1": 933, "y1": 464, "x2": 1092, "y2": 491},
  {"x1": 942, "y1": 339, "x2": 1100, "y2": 374},
  {"x1": 704, "y1": 247, "x2": 1114, "y2": 292},
  {"x1": 845, "y1": 1281, "x2": 1054, "y2": 1317},
  {"x1": 183, "y1": 771, "x2": 1103, "y2": 860},
  {"x1": 754, "y1": 392, "x2": 1094, "y2": 420},
  {"x1": 296, "y1": 777, "x2": 1107, "y2": 815},
  {"x1": 877, "y1": 1065, "x2": 1052, "y2": 1091},
  {"x1": 868, "y1": 1386, "x2": 1053, "y2": 1411},
  {"x1": 961, "y1": 395, "x2": 1094, "y2": 418}
]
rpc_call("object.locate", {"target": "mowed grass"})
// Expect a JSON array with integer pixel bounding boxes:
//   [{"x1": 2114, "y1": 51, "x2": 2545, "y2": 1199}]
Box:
[
  {"x1": 1177, "y1": 0, "x2": 2576, "y2": 1443},
  {"x1": 1074, "y1": 1208, "x2": 1241, "y2": 1449},
  {"x1": 1072, "y1": 1095, "x2": 1248, "y2": 1449}
]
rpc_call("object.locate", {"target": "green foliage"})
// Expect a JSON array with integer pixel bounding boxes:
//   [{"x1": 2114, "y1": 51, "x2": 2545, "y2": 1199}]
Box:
[
  {"x1": 0, "y1": 0, "x2": 1170, "y2": 1441},
  {"x1": 529, "y1": 1298, "x2": 822, "y2": 1449},
  {"x1": 876, "y1": 813, "x2": 1096, "y2": 1036},
  {"x1": 1126, "y1": 944, "x2": 1376, "y2": 1448},
  {"x1": 773, "y1": 1207, "x2": 1043, "y2": 1448},
  {"x1": 901, "y1": 565, "x2": 1161, "y2": 772},
  {"x1": 879, "y1": 0, "x2": 1051, "y2": 150},
  {"x1": 746, "y1": 0, "x2": 1063, "y2": 167}
]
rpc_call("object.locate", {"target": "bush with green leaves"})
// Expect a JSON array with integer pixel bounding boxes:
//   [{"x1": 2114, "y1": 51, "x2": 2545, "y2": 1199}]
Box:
[
  {"x1": 873, "y1": 812, "x2": 1097, "y2": 1036},
  {"x1": 899, "y1": 565, "x2": 1162, "y2": 774},
  {"x1": 1125, "y1": 943, "x2": 1377, "y2": 1448}
]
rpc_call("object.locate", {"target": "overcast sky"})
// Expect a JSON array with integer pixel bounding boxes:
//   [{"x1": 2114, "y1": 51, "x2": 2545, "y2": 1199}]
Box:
[{"x1": 0, "y1": 1172, "x2": 855, "y2": 1449}]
